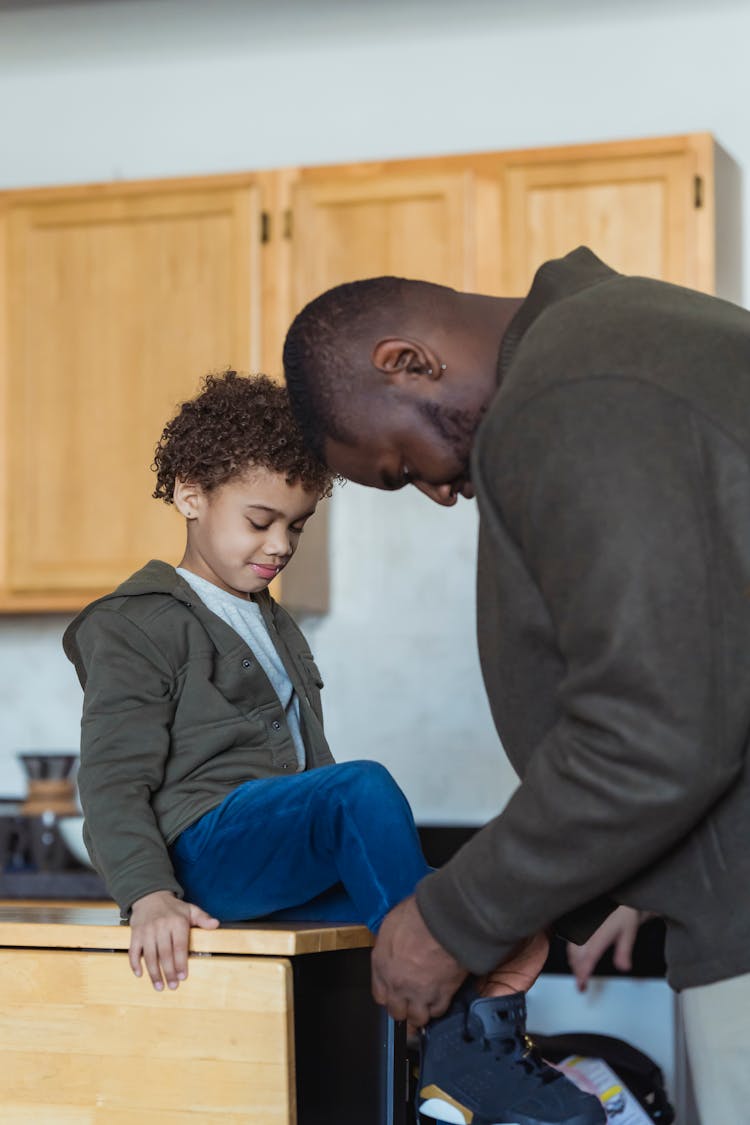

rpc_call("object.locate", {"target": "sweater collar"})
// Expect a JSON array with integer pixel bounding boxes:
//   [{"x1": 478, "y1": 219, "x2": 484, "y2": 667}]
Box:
[{"x1": 497, "y1": 246, "x2": 618, "y2": 383}]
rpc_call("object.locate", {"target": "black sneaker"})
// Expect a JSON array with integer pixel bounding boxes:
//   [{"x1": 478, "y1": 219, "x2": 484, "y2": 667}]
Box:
[{"x1": 417, "y1": 987, "x2": 606, "y2": 1125}]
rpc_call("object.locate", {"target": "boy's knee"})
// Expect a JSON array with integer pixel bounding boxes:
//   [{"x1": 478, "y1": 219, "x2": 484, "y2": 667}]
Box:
[{"x1": 337, "y1": 759, "x2": 399, "y2": 795}]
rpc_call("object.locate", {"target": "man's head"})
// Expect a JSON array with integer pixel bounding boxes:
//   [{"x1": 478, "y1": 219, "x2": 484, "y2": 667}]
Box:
[
  {"x1": 283, "y1": 277, "x2": 511, "y2": 506},
  {"x1": 153, "y1": 370, "x2": 335, "y2": 597}
]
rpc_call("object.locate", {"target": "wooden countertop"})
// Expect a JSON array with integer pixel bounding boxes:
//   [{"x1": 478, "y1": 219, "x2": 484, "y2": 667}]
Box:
[{"x1": 0, "y1": 902, "x2": 373, "y2": 956}]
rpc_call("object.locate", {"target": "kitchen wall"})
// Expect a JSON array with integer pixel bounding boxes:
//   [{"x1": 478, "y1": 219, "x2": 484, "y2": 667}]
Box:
[{"x1": 0, "y1": 0, "x2": 747, "y2": 823}]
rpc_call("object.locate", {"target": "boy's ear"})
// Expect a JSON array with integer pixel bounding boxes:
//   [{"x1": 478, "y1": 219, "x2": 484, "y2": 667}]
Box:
[{"x1": 173, "y1": 478, "x2": 203, "y2": 520}]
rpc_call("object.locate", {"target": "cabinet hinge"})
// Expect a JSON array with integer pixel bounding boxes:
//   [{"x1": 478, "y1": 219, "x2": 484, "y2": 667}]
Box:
[
  {"x1": 283, "y1": 209, "x2": 293, "y2": 240},
  {"x1": 260, "y1": 211, "x2": 271, "y2": 243},
  {"x1": 694, "y1": 175, "x2": 704, "y2": 209}
]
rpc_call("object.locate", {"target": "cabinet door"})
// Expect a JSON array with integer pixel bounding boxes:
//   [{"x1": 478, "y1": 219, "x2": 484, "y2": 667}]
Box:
[
  {"x1": 1, "y1": 179, "x2": 265, "y2": 609},
  {"x1": 277, "y1": 165, "x2": 502, "y2": 613},
  {"x1": 287, "y1": 166, "x2": 502, "y2": 312},
  {"x1": 501, "y1": 134, "x2": 715, "y2": 295}
]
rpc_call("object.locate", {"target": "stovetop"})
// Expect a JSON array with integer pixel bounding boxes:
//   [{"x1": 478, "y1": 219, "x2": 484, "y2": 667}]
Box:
[{"x1": 0, "y1": 798, "x2": 108, "y2": 900}]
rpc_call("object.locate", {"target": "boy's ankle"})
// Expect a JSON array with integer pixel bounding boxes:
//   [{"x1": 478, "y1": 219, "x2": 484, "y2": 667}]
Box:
[{"x1": 476, "y1": 970, "x2": 524, "y2": 998}]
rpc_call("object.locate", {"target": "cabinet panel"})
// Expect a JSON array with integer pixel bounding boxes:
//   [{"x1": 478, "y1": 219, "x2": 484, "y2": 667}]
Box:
[
  {"x1": 502, "y1": 135, "x2": 714, "y2": 294},
  {"x1": 288, "y1": 170, "x2": 500, "y2": 308},
  {"x1": 279, "y1": 168, "x2": 502, "y2": 614},
  {"x1": 2, "y1": 181, "x2": 263, "y2": 605}
]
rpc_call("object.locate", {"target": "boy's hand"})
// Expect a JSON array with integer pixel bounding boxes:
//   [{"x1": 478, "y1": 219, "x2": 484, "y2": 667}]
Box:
[{"x1": 129, "y1": 890, "x2": 219, "y2": 991}]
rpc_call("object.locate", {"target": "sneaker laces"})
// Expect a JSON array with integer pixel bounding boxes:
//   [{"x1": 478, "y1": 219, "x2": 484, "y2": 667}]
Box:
[{"x1": 464, "y1": 1003, "x2": 562, "y2": 1087}]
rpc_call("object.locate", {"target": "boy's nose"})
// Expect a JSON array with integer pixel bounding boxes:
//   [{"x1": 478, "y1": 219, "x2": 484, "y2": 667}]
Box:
[{"x1": 263, "y1": 530, "x2": 291, "y2": 558}]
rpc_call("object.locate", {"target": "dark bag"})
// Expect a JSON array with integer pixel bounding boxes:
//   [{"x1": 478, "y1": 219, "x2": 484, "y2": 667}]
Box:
[{"x1": 532, "y1": 1032, "x2": 675, "y2": 1123}]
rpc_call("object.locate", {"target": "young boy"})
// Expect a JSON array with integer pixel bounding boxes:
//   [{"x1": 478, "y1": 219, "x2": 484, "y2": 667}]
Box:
[
  {"x1": 63, "y1": 371, "x2": 431, "y2": 990},
  {"x1": 64, "y1": 371, "x2": 604, "y2": 1125}
]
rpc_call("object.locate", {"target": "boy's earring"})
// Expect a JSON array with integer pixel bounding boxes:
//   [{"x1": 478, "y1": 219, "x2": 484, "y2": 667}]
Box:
[{"x1": 440, "y1": 362, "x2": 447, "y2": 372}]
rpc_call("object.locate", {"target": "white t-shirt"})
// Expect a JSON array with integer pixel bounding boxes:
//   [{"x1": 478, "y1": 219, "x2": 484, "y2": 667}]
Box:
[{"x1": 176, "y1": 568, "x2": 306, "y2": 770}]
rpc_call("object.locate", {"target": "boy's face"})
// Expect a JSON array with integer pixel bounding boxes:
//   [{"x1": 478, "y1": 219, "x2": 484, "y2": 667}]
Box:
[{"x1": 175, "y1": 467, "x2": 320, "y2": 598}]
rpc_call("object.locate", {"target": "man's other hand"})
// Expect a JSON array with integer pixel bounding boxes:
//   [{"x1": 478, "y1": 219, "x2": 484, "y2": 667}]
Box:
[{"x1": 566, "y1": 905, "x2": 648, "y2": 992}]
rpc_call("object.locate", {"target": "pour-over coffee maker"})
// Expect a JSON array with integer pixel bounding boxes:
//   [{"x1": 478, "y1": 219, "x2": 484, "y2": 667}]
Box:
[{"x1": 18, "y1": 752, "x2": 79, "y2": 817}]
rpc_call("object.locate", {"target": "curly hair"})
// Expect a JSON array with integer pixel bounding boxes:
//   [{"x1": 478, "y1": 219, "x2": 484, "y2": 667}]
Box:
[{"x1": 152, "y1": 371, "x2": 336, "y2": 503}]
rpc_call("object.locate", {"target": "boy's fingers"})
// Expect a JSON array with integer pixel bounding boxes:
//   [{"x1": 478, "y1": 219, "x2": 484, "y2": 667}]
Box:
[
  {"x1": 172, "y1": 922, "x2": 190, "y2": 982},
  {"x1": 130, "y1": 906, "x2": 218, "y2": 991},
  {"x1": 157, "y1": 931, "x2": 179, "y2": 990},
  {"x1": 129, "y1": 938, "x2": 143, "y2": 978},
  {"x1": 190, "y1": 905, "x2": 220, "y2": 929},
  {"x1": 142, "y1": 939, "x2": 165, "y2": 991}
]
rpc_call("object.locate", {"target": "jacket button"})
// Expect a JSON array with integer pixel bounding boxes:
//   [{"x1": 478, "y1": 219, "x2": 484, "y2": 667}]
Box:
[
  {"x1": 272, "y1": 720, "x2": 281, "y2": 730},
  {"x1": 281, "y1": 763, "x2": 289, "y2": 770},
  {"x1": 242, "y1": 658, "x2": 252, "y2": 668}
]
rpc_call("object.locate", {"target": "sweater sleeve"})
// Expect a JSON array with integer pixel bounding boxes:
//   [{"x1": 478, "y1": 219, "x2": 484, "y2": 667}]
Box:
[
  {"x1": 416, "y1": 377, "x2": 746, "y2": 973},
  {"x1": 75, "y1": 609, "x2": 183, "y2": 913}
]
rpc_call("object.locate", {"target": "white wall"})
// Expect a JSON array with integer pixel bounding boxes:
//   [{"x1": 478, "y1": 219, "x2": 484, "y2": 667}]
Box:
[
  {"x1": 527, "y1": 975, "x2": 678, "y2": 1100},
  {"x1": 0, "y1": 0, "x2": 747, "y2": 826}
]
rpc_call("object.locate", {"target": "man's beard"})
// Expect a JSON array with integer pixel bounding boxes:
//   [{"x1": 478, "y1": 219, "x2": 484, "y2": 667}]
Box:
[{"x1": 416, "y1": 399, "x2": 480, "y2": 476}]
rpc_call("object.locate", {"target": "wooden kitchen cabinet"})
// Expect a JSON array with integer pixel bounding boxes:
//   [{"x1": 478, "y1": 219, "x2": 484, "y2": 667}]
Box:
[
  {"x1": 0, "y1": 133, "x2": 722, "y2": 612},
  {"x1": 275, "y1": 157, "x2": 504, "y2": 613},
  {"x1": 284, "y1": 132, "x2": 716, "y2": 318},
  {"x1": 285, "y1": 162, "x2": 503, "y2": 307},
  {"x1": 499, "y1": 132, "x2": 716, "y2": 295},
  {"x1": 0, "y1": 905, "x2": 404, "y2": 1124},
  {"x1": 0, "y1": 174, "x2": 268, "y2": 611}
]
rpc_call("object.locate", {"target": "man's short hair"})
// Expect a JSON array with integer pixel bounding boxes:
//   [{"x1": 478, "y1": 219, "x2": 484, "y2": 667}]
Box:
[{"x1": 283, "y1": 276, "x2": 414, "y2": 459}]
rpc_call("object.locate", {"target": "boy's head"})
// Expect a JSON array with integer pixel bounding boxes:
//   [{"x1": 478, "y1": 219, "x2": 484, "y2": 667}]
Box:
[{"x1": 153, "y1": 371, "x2": 335, "y2": 598}]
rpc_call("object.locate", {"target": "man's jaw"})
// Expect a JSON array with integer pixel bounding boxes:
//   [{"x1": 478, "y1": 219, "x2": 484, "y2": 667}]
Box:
[{"x1": 413, "y1": 477, "x2": 474, "y2": 506}]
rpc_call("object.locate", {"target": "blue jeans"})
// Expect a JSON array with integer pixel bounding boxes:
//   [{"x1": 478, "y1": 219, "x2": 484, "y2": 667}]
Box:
[{"x1": 170, "y1": 760, "x2": 431, "y2": 932}]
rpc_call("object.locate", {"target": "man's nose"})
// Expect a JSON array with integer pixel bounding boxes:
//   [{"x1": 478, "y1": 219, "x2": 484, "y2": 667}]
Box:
[{"x1": 412, "y1": 480, "x2": 459, "y2": 507}]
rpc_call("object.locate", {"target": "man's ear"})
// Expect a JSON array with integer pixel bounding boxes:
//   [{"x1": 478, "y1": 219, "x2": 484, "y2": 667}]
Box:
[
  {"x1": 173, "y1": 478, "x2": 204, "y2": 520},
  {"x1": 372, "y1": 337, "x2": 441, "y2": 383}
]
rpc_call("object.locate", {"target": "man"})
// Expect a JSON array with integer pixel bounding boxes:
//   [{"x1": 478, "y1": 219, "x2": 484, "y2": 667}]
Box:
[{"x1": 283, "y1": 248, "x2": 750, "y2": 1123}]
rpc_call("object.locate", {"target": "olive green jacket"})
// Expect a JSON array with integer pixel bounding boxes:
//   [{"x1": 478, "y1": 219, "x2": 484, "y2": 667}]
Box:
[{"x1": 63, "y1": 560, "x2": 333, "y2": 912}]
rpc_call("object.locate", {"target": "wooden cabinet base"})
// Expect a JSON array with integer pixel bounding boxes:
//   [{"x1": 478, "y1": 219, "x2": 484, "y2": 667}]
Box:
[{"x1": 0, "y1": 905, "x2": 405, "y2": 1125}]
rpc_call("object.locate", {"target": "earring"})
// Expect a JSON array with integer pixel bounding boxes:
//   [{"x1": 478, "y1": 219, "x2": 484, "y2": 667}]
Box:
[
  {"x1": 427, "y1": 368, "x2": 433, "y2": 375},
  {"x1": 440, "y1": 363, "x2": 447, "y2": 372}
]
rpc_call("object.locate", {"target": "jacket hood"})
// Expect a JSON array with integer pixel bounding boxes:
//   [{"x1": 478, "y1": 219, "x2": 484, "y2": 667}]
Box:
[
  {"x1": 62, "y1": 562, "x2": 275, "y2": 675},
  {"x1": 62, "y1": 560, "x2": 192, "y2": 666},
  {"x1": 109, "y1": 558, "x2": 189, "y2": 600},
  {"x1": 63, "y1": 560, "x2": 273, "y2": 669}
]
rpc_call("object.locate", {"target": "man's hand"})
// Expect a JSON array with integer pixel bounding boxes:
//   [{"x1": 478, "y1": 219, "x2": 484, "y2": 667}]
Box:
[
  {"x1": 566, "y1": 905, "x2": 649, "y2": 992},
  {"x1": 129, "y1": 890, "x2": 219, "y2": 991},
  {"x1": 371, "y1": 895, "x2": 467, "y2": 1026}
]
